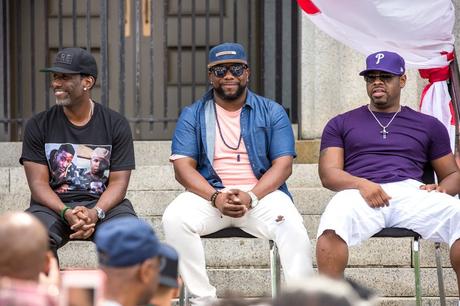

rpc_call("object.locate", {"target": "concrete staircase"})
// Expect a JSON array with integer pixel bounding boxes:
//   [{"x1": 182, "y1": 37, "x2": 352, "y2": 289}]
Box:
[{"x1": 0, "y1": 141, "x2": 458, "y2": 305}]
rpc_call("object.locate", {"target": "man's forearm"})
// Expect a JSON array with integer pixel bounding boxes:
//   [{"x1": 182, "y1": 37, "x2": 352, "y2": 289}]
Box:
[
  {"x1": 439, "y1": 171, "x2": 460, "y2": 196},
  {"x1": 94, "y1": 182, "x2": 129, "y2": 212},
  {"x1": 251, "y1": 163, "x2": 291, "y2": 199},
  {"x1": 30, "y1": 182, "x2": 66, "y2": 213},
  {"x1": 175, "y1": 167, "x2": 217, "y2": 201},
  {"x1": 320, "y1": 168, "x2": 364, "y2": 192}
]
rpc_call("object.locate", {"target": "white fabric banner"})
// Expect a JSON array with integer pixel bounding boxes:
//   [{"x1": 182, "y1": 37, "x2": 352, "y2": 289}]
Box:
[
  {"x1": 298, "y1": 0, "x2": 456, "y2": 152},
  {"x1": 298, "y1": 0, "x2": 455, "y2": 68},
  {"x1": 420, "y1": 82, "x2": 456, "y2": 151}
]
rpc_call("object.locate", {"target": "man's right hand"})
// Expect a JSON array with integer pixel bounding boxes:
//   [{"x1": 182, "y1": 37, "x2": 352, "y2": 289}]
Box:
[
  {"x1": 214, "y1": 192, "x2": 248, "y2": 218},
  {"x1": 357, "y1": 179, "x2": 392, "y2": 208}
]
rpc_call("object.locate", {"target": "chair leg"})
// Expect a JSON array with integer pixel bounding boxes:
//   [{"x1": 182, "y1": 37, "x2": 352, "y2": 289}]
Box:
[
  {"x1": 434, "y1": 242, "x2": 447, "y2": 306},
  {"x1": 179, "y1": 282, "x2": 186, "y2": 306},
  {"x1": 270, "y1": 240, "x2": 281, "y2": 297},
  {"x1": 413, "y1": 238, "x2": 422, "y2": 306}
]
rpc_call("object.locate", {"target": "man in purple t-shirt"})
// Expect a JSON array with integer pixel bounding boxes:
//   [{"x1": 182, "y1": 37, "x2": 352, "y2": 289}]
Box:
[{"x1": 316, "y1": 51, "x2": 460, "y2": 299}]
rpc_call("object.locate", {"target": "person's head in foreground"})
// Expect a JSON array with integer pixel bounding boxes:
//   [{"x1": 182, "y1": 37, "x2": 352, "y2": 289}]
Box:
[
  {"x1": 95, "y1": 217, "x2": 169, "y2": 306},
  {"x1": 272, "y1": 276, "x2": 378, "y2": 306},
  {"x1": 0, "y1": 211, "x2": 51, "y2": 282},
  {"x1": 148, "y1": 244, "x2": 181, "y2": 306}
]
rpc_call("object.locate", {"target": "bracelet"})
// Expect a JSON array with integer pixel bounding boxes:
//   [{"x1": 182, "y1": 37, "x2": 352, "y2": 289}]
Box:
[
  {"x1": 210, "y1": 191, "x2": 221, "y2": 207},
  {"x1": 60, "y1": 206, "x2": 71, "y2": 222}
]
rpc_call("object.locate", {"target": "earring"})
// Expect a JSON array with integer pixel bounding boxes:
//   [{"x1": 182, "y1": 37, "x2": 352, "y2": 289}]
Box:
[{"x1": 83, "y1": 87, "x2": 87, "y2": 91}]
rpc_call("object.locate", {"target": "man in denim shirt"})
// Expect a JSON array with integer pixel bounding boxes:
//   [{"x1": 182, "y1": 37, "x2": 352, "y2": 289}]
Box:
[{"x1": 162, "y1": 43, "x2": 312, "y2": 305}]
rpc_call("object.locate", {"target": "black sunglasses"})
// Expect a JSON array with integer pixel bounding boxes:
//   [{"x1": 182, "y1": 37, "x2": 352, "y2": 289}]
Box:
[
  {"x1": 364, "y1": 74, "x2": 398, "y2": 84},
  {"x1": 209, "y1": 64, "x2": 248, "y2": 78}
]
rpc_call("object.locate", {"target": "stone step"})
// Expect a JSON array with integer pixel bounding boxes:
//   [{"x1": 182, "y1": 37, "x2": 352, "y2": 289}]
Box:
[
  {"x1": 171, "y1": 297, "x2": 460, "y2": 306},
  {"x1": 58, "y1": 230, "x2": 452, "y2": 271},
  {"x1": 0, "y1": 141, "x2": 172, "y2": 167},
  {"x1": 58, "y1": 260, "x2": 457, "y2": 298},
  {"x1": 3, "y1": 163, "x2": 322, "y2": 194},
  {"x1": 3, "y1": 189, "x2": 453, "y2": 270},
  {"x1": 0, "y1": 140, "x2": 321, "y2": 167},
  {"x1": 379, "y1": 297, "x2": 460, "y2": 305},
  {"x1": 0, "y1": 188, "x2": 333, "y2": 216},
  {"x1": 169, "y1": 297, "x2": 460, "y2": 306},
  {"x1": 209, "y1": 267, "x2": 459, "y2": 298},
  {"x1": 2, "y1": 189, "x2": 453, "y2": 269}
]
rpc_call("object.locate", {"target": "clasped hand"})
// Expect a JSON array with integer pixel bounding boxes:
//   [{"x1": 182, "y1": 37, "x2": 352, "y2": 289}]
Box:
[
  {"x1": 214, "y1": 189, "x2": 252, "y2": 218},
  {"x1": 64, "y1": 206, "x2": 98, "y2": 239}
]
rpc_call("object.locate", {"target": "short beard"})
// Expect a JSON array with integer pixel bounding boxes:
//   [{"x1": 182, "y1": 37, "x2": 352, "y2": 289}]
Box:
[
  {"x1": 55, "y1": 98, "x2": 71, "y2": 106},
  {"x1": 214, "y1": 84, "x2": 246, "y2": 101}
]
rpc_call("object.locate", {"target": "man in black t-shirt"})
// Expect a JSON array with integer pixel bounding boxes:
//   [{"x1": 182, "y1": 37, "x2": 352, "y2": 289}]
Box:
[{"x1": 19, "y1": 48, "x2": 137, "y2": 259}]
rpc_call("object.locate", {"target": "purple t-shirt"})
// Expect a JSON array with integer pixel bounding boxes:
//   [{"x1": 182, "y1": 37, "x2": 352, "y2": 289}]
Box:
[{"x1": 320, "y1": 105, "x2": 451, "y2": 183}]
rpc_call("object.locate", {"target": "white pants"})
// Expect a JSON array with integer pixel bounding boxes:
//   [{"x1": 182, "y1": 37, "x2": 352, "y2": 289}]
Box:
[
  {"x1": 162, "y1": 190, "x2": 313, "y2": 303},
  {"x1": 317, "y1": 179, "x2": 460, "y2": 247}
]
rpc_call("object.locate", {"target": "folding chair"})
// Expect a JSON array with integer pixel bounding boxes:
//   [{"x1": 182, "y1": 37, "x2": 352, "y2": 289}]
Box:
[
  {"x1": 179, "y1": 227, "x2": 281, "y2": 306},
  {"x1": 372, "y1": 227, "x2": 446, "y2": 306},
  {"x1": 421, "y1": 163, "x2": 447, "y2": 306}
]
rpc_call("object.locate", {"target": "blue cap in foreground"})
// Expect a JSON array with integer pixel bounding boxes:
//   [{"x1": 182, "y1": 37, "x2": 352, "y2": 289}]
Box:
[{"x1": 95, "y1": 217, "x2": 168, "y2": 267}]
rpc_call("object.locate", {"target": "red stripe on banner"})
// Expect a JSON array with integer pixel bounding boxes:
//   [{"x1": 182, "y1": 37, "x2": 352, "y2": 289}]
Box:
[
  {"x1": 419, "y1": 51, "x2": 454, "y2": 83},
  {"x1": 450, "y1": 101, "x2": 456, "y2": 125},
  {"x1": 419, "y1": 66, "x2": 450, "y2": 83},
  {"x1": 441, "y1": 50, "x2": 455, "y2": 61},
  {"x1": 419, "y1": 82, "x2": 432, "y2": 109},
  {"x1": 297, "y1": 0, "x2": 321, "y2": 15}
]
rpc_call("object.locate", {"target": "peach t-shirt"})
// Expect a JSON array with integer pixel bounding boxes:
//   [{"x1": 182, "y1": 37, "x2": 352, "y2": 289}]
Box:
[{"x1": 213, "y1": 104, "x2": 258, "y2": 188}]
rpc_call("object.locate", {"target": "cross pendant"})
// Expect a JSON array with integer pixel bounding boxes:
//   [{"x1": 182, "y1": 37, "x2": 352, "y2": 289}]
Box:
[
  {"x1": 380, "y1": 127, "x2": 388, "y2": 139},
  {"x1": 237, "y1": 154, "x2": 240, "y2": 162}
]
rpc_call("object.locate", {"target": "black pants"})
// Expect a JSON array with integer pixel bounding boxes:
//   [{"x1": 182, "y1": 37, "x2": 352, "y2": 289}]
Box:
[{"x1": 26, "y1": 198, "x2": 137, "y2": 261}]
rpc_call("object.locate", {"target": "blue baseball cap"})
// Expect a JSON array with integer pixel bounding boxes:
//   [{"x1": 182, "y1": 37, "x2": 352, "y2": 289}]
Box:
[
  {"x1": 208, "y1": 43, "x2": 248, "y2": 68},
  {"x1": 95, "y1": 217, "x2": 168, "y2": 267},
  {"x1": 359, "y1": 51, "x2": 405, "y2": 76},
  {"x1": 159, "y1": 244, "x2": 179, "y2": 288}
]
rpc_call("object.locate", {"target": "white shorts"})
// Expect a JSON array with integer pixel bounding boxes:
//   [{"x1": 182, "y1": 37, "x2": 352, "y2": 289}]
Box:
[{"x1": 317, "y1": 179, "x2": 460, "y2": 247}]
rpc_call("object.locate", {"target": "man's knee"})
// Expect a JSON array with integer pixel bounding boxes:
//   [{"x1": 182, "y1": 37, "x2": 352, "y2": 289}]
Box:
[
  {"x1": 162, "y1": 198, "x2": 191, "y2": 230},
  {"x1": 318, "y1": 230, "x2": 346, "y2": 243},
  {"x1": 450, "y1": 239, "x2": 460, "y2": 268}
]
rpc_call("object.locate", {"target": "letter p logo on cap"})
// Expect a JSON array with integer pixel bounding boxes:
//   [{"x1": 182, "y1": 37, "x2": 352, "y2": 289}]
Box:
[{"x1": 375, "y1": 53, "x2": 385, "y2": 65}]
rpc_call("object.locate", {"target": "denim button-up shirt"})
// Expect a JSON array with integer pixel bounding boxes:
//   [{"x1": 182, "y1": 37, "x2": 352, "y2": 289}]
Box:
[{"x1": 171, "y1": 89, "x2": 296, "y2": 197}]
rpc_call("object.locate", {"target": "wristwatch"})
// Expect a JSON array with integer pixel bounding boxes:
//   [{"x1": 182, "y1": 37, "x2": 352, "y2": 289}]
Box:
[
  {"x1": 248, "y1": 191, "x2": 259, "y2": 209},
  {"x1": 94, "y1": 206, "x2": 106, "y2": 220}
]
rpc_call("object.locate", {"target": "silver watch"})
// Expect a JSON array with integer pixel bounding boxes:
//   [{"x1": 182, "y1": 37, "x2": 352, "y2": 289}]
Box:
[
  {"x1": 248, "y1": 191, "x2": 259, "y2": 209},
  {"x1": 95, "y1": 206, "x2": 106, "y2": 220}
]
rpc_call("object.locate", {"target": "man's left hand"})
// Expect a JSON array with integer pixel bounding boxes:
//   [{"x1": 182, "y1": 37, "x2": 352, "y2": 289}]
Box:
[{"x1": 419, "y1": 184, "x2": 447, "y2": 193}]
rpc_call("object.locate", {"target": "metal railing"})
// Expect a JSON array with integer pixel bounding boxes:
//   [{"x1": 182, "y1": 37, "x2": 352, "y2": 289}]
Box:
[{"x1": 0, "y1": 0, "x2": 299, "y2": 140}]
